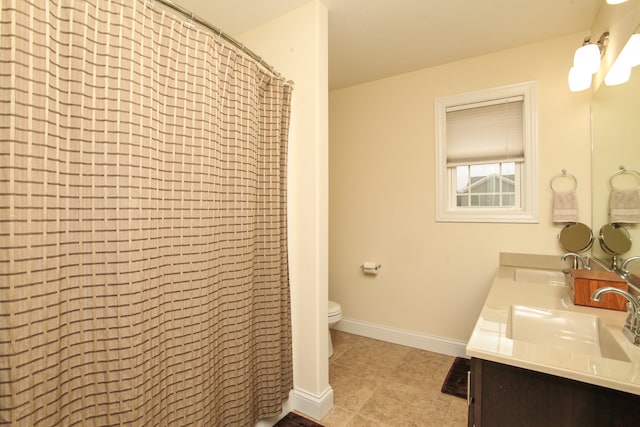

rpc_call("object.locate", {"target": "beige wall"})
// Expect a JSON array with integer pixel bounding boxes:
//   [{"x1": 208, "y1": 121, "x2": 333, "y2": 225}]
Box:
[{"x1": 329, "y1": 33, "x2": 593, "y2": 342}]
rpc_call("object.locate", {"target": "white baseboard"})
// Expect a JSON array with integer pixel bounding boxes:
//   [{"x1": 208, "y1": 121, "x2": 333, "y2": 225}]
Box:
[
  {"x1": 292, "y1": 386, "x2": 333, "y2": 421},
  {"x1": 334, "y1": 317, "x2": 468, "y2": 357}
]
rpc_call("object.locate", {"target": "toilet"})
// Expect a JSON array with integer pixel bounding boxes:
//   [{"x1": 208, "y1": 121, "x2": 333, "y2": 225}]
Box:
[{"x1": 328, "y1": 300, "x2": 342, "y2": 358}]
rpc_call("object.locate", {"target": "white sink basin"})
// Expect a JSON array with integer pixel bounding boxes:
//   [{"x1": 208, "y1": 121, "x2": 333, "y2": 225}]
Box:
[{"x1": 507, "y1": 305, "x2": 630, "y2": 362}]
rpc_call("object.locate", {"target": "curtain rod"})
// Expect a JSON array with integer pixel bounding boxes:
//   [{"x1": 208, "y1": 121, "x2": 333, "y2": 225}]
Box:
[{"x1": 150, "y1": 0, "x2": 292, "y2": 86}]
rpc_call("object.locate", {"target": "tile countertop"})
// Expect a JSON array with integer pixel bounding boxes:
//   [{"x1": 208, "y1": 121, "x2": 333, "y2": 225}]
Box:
[{"x1": 466, "y1": 265, "x2": 640, "y2": 396}]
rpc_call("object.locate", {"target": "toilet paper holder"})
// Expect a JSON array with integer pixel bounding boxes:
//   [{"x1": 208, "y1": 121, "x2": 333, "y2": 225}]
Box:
[{"x1": 360, "y1": 262, "x2": 382, "y2": 274}]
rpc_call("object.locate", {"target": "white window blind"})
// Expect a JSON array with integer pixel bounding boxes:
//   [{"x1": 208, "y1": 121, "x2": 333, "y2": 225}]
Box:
[{"x1": 446, "y1": 96, "x2": 524, "y2": 166}]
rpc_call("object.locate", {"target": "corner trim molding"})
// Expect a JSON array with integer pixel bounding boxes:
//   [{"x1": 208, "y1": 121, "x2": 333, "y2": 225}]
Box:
[{"x1": 335, "y1": 317, "x2": 467, "y2": 357}]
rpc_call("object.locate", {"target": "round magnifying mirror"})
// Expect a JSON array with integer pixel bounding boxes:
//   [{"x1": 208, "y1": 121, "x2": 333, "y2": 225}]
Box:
[
  {"x1": 599, "y1": 224, "x2": 632, "y2": 255},
  {"x1": 558, "y1": 222, "x2": 593, "y2": 253}
]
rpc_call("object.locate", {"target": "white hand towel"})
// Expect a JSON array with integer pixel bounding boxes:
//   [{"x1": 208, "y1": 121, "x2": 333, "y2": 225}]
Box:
[
  {"x1": 553, "y1": 190, "x2": 578, "y2": 223},
  {"x1": 609, "y1": 188, "x2": 640, "y2": 224}
]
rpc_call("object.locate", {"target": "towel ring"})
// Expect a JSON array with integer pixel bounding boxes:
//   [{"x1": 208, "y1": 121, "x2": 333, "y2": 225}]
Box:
[
  {"x1": 550, "y1": 169, "x2": 577, "y2": 192},
  {"x1": 609, "y1": 166, "x2": 640, "y2": 191}
]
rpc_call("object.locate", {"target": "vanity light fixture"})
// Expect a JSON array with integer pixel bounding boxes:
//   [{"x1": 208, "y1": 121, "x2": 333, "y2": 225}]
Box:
[
  {"x1": 568, "y1": 32, "x2": 609, "y2": 92},
  {"x1": 568, "y1": 66, "x2": 593, "y2": 92},
  {"x1": 574, "y1": 39, "x2": 602, "y2": 74},
  {"x1": 605, "y1": 33, "x2": 640, "y2": 86},
  {"x1": 606, "y1": 0, "x2": 629, "y2": 4}
]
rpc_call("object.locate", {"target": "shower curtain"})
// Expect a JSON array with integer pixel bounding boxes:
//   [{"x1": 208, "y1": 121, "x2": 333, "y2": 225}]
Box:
[{"x1": 0, "y1": 1, "x2": 293, "y2": 425}]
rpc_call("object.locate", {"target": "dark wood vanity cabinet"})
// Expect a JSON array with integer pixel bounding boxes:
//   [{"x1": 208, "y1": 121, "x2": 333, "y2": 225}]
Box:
[{"x1": 468, "y1": 358, "x2": 640, "y2": 427}]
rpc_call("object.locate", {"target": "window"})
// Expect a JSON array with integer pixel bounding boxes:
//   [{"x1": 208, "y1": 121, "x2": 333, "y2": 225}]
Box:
[{"x1": 435, "y1": 82, "x2": 538, "y2": 223}]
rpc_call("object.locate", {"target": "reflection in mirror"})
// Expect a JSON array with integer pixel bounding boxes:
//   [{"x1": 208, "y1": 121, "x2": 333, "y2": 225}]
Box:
[
  {"x1": 592, "y1": 65, "x2": 640, "y2": 283},
  {"x1": 598, "y1": 223, "x2": 632, "y2": 258}
]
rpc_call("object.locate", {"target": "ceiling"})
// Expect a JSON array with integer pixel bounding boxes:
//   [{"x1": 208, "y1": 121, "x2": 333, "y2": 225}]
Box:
[{"x1": 174, "y1": 0, "x2": 601, "y2": 90}]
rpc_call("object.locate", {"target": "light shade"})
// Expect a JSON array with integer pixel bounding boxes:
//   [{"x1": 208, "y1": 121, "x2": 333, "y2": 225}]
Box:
[
  {"x1": 606, "y1": 0, "x2": 628, "y2": 4},
  {"x1": 574, "y1": 43, "x2": 601, "y2": 74},
  {"x1": 605, "y1": 61, "x2": 632, "y2": 86},
  {"x1": 568, "y1": 66, "x2": 592, "y2": 92},
  {"x1": 604, "y1": 33, "x2": 640, "y2": 86},
  {"x1": 617, "y1": 33, "x2": 640, "y2": 69}
]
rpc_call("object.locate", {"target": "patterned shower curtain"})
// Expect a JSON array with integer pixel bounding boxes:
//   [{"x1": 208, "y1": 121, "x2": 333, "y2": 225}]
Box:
[{"x1": 0, "y1": 1, "x2": 293, "y2": 425}]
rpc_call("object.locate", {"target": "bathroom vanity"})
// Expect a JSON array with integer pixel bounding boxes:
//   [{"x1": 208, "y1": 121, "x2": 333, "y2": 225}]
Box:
[
  {"x1": 466, "y1": 254, "x2": 640, "y2": 427},
  {"x1": 468, "y1": 358, "x2": 638, "y2": 427}
]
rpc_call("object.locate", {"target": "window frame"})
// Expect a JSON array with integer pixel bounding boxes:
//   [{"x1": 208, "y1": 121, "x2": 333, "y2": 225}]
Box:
[{"x1": 434, "y1": 81, "x2": 539, "y2": 223}]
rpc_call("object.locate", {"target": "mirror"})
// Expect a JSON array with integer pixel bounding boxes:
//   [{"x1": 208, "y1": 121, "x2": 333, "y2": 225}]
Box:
[
  {"x1": 558, "y1": 222, "x2": 593, "y2": 253},
  {"x1": 592, "y1": 65, "x2": 640, "y2": 282}
]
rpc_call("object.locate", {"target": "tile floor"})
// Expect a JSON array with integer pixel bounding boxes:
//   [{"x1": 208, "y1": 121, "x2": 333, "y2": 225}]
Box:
[{"x1": 319, "y1": 330, "x2": 468, "y2": 427}]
